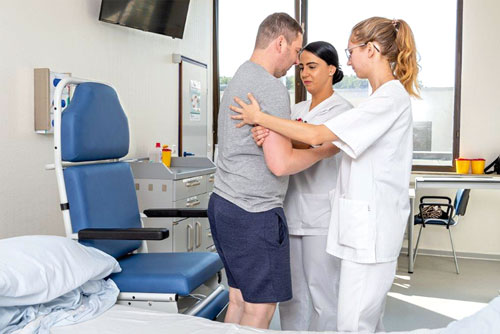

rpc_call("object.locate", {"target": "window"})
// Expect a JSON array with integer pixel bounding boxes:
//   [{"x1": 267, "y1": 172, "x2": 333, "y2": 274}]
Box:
[
  {"x1": 218, "y1": 0, "x2": 296, "y2": 104},
  {"x1": 308, "y1": 0, "x2": 461, "y2": 169},
  {"x1": 214, "y1": 0, "x2": 462, "y2": 170}
]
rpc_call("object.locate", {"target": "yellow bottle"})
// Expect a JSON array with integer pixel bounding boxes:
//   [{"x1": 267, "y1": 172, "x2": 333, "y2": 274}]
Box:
[{"x1": 162, "y1": 145, "x2": 172, "y2": 167}]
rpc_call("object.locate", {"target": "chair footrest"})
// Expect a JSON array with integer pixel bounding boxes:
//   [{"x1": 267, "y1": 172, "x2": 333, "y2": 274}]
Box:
[{"x1": 191, "y1": 288, "x2": 229, "y2": 320}]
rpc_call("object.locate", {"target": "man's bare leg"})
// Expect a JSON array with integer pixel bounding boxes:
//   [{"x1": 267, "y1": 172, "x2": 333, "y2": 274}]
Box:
[
  {"x1": 224, "y1": 287, "x2": 245, "y2": 324},
  {"x1": 240, "y1": 302, "x2": 277, "y2": 329}
]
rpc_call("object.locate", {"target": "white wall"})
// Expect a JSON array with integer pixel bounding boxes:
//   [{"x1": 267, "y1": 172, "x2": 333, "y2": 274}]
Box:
[
  {"x1": 0, "y1": 0, "x2": 212, "y2": 239},
  {"x1": 404, "y1": 0, "x2": 500, "y2": 257}
]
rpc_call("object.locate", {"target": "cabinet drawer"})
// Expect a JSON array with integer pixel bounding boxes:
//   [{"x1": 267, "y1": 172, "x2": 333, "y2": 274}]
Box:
[
  {"x1": 173, "y1": 195, "x2": 201, "y2": 209},
  {"x1": 206, "y1": 173, "x2": 215, "y2": 193},
  {"x1": 174, "y1": 176, "x2": 206, "y2": 200},
  {"x1": 172, "y1": 193, "x2": 210, "y2": 209}
]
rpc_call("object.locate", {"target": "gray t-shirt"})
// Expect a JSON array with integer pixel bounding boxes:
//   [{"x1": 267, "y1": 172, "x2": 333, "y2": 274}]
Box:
[{"x1": 214, "y1": 61, "x2": 290, "y2": 212}]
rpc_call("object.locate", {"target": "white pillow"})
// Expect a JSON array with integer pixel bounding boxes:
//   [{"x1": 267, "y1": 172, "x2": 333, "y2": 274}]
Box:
[{"x1": 0, "y1": 235, "x2": 121, "y2": 307}]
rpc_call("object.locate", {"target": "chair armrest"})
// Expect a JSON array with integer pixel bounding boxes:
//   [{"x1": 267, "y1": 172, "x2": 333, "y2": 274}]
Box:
[
  {"x1": 78, "y1": 228, "x2": 169, "y2": 240},
  {"x1": 143, "y1": 208, "x2": 208, "y2": 218},
  {"x1": 420, "y1": 196, "x2": 452, "y2": 204}
]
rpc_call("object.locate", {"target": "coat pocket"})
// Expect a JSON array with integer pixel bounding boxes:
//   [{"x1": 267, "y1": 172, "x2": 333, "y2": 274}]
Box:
[{"x1": 338, "y1": 198, "x2": 375, "y2": 250}]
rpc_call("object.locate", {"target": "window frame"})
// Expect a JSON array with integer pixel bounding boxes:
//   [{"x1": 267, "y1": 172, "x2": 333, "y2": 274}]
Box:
[{"x1": 212, "y1": 0, "x2": 463, "y2": 172}]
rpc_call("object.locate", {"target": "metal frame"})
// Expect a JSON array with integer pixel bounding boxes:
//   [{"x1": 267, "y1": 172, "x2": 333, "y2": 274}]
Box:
[
  {"x1": 213, "y1": 0, "x2": 463, "y2": 172},
  {"x1": 52, "y1": 77, "x2": 94, "y2": 239}
]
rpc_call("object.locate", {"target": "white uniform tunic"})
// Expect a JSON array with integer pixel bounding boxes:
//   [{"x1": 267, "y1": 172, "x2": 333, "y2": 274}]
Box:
[
  {"x1": 324, "y1": 80, "x2": 413, "y2": 264},
  {"x1": 279, "y1": 92, "x2": 352, "y2": 331},
  {"x1": 324, "y1": 80, "x2": 412, "y2": 332},
  {"x1": 284, "y1": 92, "x2": 353, "y2": 236}
]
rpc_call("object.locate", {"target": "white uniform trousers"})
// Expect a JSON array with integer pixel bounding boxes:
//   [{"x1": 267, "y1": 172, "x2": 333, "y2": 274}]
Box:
[
  {"x1": 279, "y1": 235, "x2": 341, "y2": 331},
  {"x1": 337, "y1": 259, "x2": 397, "y2": 333}
]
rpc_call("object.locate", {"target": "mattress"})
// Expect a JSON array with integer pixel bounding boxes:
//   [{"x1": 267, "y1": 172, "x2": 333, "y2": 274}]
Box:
[{"x1": 50, "y1": 304, "x2": 442, "y2": 334}]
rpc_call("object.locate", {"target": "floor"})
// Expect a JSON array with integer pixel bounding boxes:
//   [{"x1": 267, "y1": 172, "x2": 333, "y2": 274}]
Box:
[
  {"x1": 383, "y1": 254, "x2": 500, "y2": 331},
  {"x1": 266, "y1": 254, "x2": 500, "y2": 331}
]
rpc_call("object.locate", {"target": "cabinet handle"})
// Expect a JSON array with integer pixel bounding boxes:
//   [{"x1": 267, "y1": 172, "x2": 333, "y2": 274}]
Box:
[
  {"x1": 208, "y1": 175, "x2": 215, "y2": 183},
  {"x1": 195, "y1": 221, "x2": 202, "y2": 248},
  {"x1": 187, "y1": 224, "x2": 194, "y2": 252},
  {"x1": 186, "y1": 199, "x2": 201, "y2": 207},
  {"x1": 185, "y1": 181, "x2": 201, "y2": 187},
  {"x1": 184, "y1": 178, "x2": 201, "y2": 188}
]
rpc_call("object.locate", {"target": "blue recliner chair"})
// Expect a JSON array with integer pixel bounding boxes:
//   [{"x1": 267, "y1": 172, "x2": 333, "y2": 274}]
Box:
[{"x1": 50, "y1": 78, "x2": 228, "y2": 319}]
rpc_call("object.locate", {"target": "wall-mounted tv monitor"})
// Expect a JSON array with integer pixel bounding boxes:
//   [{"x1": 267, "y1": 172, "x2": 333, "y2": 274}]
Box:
[{"x1": 99, "y1": 0, "x2": 190, "y2": 39}]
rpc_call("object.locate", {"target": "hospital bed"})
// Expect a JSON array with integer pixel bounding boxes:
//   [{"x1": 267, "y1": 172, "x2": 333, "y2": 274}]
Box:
[
  {"x1": 48, "y1": 78, "x2": 228, "y2": 318},
  {"x1": 3, "y1": 233, "x2": 499, "y2": 334},
  {"x1": 34, "y1": 297, "x2": 500, "y2": 334}
]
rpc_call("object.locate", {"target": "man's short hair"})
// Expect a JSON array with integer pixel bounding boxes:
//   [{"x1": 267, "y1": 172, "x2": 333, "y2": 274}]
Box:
[{"x1": 254, "y1": 13, "x2": 303, "y2": 49}]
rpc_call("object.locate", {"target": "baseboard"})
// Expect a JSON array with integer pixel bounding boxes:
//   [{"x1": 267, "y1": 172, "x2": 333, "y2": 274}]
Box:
[{"x1": 400, "y1": 247, "x2": 500, "y2": 262}]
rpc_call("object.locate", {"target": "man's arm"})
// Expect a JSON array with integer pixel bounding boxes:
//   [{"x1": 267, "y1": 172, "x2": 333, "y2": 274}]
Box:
[{"x1": 262, "y1": 130, "x2": 339, "y2": 177}]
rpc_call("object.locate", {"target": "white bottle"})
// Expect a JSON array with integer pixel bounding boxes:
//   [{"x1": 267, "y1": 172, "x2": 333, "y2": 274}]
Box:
[{"x1": 149, "y1": 142, "x2": 162, "y2": 162}]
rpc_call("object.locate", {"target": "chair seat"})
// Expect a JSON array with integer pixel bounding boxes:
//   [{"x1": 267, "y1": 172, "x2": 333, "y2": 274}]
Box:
[
  {"x1": 414, "y1": 215, "x2": 457, "y2": 226},
  {"x1": 110, "y1": 252, "x2": 223, "y2": 296}
]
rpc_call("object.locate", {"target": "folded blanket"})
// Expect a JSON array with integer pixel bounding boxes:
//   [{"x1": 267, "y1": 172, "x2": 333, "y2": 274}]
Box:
[{"x1": 2, "y1": 279, "x2": 118, "y2": 334}]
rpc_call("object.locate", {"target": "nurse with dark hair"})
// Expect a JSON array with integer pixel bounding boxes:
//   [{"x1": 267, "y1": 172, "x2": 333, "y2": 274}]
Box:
[{"x1": 253, "y1": 41, "x2": 352, "y2": 331}]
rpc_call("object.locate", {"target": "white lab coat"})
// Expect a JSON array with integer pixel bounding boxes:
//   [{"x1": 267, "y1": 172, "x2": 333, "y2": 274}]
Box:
[
  {"x1": 324, "y1": 80, "x2": 413, "y2": 332},
  {"x1": 325, "y1": 80, "x2": 413, "y2": 263},
  {"x1": 280, "y1": 92, "x2": 352, "y2": 331}
]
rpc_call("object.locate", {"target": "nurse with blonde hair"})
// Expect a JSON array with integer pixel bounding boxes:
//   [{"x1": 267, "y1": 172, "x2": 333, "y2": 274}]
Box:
[{"x1": 231, "y1": 17, "x2": 419, "y2": 332}]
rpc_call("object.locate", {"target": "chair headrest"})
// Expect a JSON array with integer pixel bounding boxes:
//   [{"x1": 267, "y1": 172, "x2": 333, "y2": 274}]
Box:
[{"x1": 61, "y1": 83, "x2": 129, "y2": 162}]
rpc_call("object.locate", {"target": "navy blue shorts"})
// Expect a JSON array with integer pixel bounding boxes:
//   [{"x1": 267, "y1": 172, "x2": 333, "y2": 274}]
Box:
[{"x1": 208, "y1": 193, "x2": 292, "y2": 304}]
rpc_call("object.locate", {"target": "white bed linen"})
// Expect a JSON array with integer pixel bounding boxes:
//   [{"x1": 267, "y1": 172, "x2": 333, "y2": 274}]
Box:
[
  {"x1": 7, "y1": 279, "x2": 118, "y2": 334},
  {"x1": 49, "y1": 296, "x2": 500, "y2": 334},
  {"x1": 49, "y1": 304, "x2": 440, "y2": 334}
]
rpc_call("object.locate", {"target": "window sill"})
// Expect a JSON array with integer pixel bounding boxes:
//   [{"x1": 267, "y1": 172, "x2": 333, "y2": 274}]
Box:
[{"x1": 412, "y1": 165, "x2": 456, "y2": 173}]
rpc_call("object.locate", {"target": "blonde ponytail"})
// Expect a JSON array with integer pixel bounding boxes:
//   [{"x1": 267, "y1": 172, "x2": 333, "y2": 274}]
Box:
[
  {"x1": 351, "y1": 17, "x2": 420, "y2": 98},
  {"x1": 393, "y1": 20, "x2": 420, "y2": 97}
]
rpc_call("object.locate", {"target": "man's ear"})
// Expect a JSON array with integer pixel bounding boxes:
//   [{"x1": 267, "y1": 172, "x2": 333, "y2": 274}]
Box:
[{"x1": 275, "y1": 35, "x2": 285, "y2": 53}]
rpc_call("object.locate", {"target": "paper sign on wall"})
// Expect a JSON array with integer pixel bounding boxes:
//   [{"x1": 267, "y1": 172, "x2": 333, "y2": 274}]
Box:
[{"x1": 190, "y1": 80, "x2": 201, "y2": 121}]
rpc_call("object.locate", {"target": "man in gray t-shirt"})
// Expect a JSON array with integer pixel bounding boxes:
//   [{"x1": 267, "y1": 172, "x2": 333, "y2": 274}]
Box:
[
  {"x1": 208, "y1": 13, "x2": 337, "y2": 330},
  {"x1": 215, "y1": 60, "x2": 291, "y2": 212}
]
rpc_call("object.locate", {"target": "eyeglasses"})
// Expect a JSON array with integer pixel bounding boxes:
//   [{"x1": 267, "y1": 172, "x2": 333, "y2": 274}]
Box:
[{"x1": 344, "y1": 42, "x2": 380, "y2": 59}]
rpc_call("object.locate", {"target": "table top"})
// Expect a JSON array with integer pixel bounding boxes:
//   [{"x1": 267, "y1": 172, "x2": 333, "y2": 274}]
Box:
[{"x1": 415, "y1": 175, "x2": 500, "y2": 189}]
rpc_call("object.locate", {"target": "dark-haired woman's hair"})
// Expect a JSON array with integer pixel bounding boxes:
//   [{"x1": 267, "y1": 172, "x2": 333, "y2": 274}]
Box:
[{"x1": 302, "y1": 41, "x2": 344, "y2": 85}]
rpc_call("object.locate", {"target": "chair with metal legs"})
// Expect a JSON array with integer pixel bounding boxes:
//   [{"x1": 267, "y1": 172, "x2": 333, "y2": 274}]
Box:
[{"x1": 413, "y1": 189, "x2": 471, "y2": 274}]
